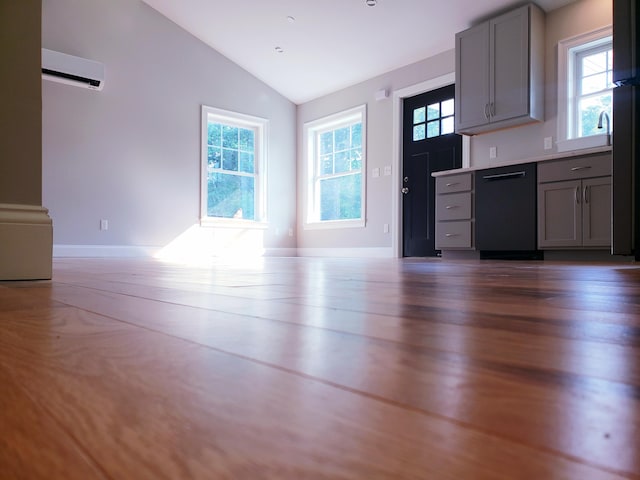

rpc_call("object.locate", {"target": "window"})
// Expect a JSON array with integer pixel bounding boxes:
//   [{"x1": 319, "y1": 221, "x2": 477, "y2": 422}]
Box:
[
  {"x1": 557, "y1": 27, "x2": 613, "y2": 148},
  {"x1": 412, "y1": 98, "x2": 455, "y2": 141},
  {"x1": 304, "y1": 105, "x2": 366, "y2": 228},
  {"x1": 201, "y1": 106, "x2": 267, "y2": 224}
]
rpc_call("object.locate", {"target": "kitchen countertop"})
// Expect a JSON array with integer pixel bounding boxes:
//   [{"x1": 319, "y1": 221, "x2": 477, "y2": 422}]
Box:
[{"x1": 432, "y1": 145, "x2": 612, "y2": 177}]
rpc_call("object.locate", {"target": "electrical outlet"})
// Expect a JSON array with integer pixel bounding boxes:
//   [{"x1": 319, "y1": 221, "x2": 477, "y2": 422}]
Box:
[
  {"x1": 544, "y1": 136, "x2": 553, "y2": 150},
  {"x1": 383, "y1": 166, "x2": 392, "y2": 176},
  {"x1": 100, "y1": 219, "x2": 108, "y2": 231},
  {"x1": 489, "y1": 146, "x2": 497, "y2": 159},
  {"x1": 383, "y1": 223, "x2": 389, "y2": 233},
  {"x1": 372, "y1": 168, "x2": 380, "y2": 178}
]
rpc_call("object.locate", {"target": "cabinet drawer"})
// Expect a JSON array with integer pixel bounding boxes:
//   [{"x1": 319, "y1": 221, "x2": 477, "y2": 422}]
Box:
[
  {"x1": 538, "y1": 153, "x2": 611, "y2": 182},
  {"x1": 436, "y1": 192, "x2": 472, "y2": 220},
  {"x1": 436, "y1": 221, "x2": 472, "y2": 249},
  {"x1": 436, "y1": 173, "x2": 473, "y2": 194}
]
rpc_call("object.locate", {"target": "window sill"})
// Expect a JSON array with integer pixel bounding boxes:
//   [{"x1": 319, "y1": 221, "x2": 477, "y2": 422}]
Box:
[
  {"x1": 304, "y1": 219, "x2": 365, "y2": 230},
  {"x1": 556, "y1": 134, "x2": 611, "y2": 153},
  {"x1": 200, "y1": 218, "x2": 268, "y2": 229}
]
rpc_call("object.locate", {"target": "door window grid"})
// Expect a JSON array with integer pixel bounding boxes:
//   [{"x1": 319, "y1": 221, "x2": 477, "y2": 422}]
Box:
[{"x1": 413, "y1": 99, "x2": 455, "y2": 141}]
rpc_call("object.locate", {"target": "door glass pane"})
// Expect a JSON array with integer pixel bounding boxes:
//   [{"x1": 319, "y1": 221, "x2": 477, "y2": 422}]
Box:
[
  {"x1": 413, "y1": 107, "x2": 425, "y2": 124},
  {"x1": 441, "y1": 116, "x2": 454, "y2": 135},
  {"x1": 426, "y1": 120, "x2": 439, "y2": 138},
  {"x1": 441, "y1": 99, "x2": 454, "y2": 117},
  {"x1": 413, "y1": 124, "x2": 425, "y2": 141},
  {"x1": 427, "y1": 103, "x2": 440, "y2": 121}
]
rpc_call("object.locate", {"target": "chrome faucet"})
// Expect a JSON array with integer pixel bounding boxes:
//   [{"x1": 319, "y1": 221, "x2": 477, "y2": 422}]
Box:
[{"x1": 597, "y1": 111, "x2": 611, "y2": 135}]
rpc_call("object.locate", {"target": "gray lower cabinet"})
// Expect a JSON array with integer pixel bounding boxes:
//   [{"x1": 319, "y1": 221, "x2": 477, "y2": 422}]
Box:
[
  {"x1": 537, "y1": 154, "x2": 612, "y2": 249},
  {"x1": 435, "y1": 173, "x2": 474, "y2": 249},
  {"x1": 455, "y1": 3, "x2": 544, "y2": 135}
]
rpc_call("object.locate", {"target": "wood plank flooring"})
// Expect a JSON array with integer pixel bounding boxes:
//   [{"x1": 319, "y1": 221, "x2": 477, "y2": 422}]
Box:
[{"x1": 1, "y1": 257, "x2": 639, "y2": 479}]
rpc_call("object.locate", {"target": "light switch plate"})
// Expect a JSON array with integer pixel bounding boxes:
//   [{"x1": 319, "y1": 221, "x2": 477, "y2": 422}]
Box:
[
  {"x1": 372, "y1": 168, "x2": 380, "y2": 178},
  {"x1": 544, "y1": 137, "x2": 553, "y2": 150},
  {"x1": 489, "y1": 146, "x2": 497, "y2": 159},
  {"x1": 383, "y1": 166, "x2": 392, "y2": 176}
]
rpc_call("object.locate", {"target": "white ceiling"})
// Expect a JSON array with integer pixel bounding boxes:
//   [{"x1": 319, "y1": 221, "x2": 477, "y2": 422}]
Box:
[{"x1": 141, "y1": 0, "x2": 576, "y2": 105}]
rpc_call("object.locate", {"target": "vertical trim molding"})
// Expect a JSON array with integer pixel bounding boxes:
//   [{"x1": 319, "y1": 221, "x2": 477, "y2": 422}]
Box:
[{"x1": 0, "y1": 203, "x2": 53, "y2": 280}]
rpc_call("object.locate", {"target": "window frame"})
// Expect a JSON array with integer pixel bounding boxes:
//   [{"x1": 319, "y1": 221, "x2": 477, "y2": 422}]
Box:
[
  {"x1": 200, "y1": 105, "x2": 268, "y2": 228},
  {"x1": 303, "y1": 104, "x2": 367, "y2": 230},
  {"x1": 557, "y1": 26, "x2": 612, "y2": 144}
]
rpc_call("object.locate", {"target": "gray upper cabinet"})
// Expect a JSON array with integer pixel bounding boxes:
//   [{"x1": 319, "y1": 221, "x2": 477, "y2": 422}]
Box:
[{"x1": 455, "y1": 4, "x2": 544, "y2": 135}]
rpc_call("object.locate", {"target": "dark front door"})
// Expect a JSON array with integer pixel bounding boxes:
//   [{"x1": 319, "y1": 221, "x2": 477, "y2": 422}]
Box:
[{"x1": 402, "y1": 84, "x2": 462, "y2": 257}]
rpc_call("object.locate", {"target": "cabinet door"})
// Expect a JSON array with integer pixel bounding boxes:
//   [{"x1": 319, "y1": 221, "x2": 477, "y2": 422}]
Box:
[
  {"x1": 538, "y1": 180, "x2": 582, "y2": 248},
  {"x1": 582, "y1": 177, "x2": 611, "y2": 247},
  {"x1": 455, "y1": 22, "x2": 490, "y2": 132},
  {"x1": 490, "y1": 5, "x2": 530, "y2": 123}
]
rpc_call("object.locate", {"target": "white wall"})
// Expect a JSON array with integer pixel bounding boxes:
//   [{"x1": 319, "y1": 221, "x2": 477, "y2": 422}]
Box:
[
  {"x1": 296, "y1": 50, "x2": 454, "y2": 253},
  {"x1": 296, "y1": 0, "x2": 611, "y2": 255},
  {"x1": 42, "y1": 0, "x2": 296, "y2": 257}
]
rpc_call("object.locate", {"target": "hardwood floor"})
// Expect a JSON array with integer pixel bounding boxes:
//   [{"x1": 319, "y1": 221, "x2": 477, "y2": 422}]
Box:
[{"x1": 1, "y1": 257, "x2": 639, "y2": 479}]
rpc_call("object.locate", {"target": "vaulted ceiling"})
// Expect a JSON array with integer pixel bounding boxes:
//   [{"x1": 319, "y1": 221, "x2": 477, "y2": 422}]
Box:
[{"x1": 142, "y1": 0, "x2": 577, "y2": 104}]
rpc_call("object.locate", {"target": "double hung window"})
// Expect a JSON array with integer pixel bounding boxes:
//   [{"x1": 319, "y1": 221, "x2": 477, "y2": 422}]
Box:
[
  {"x1": 304, "y1": 105, "x2": 366, "y2": 228},
  {"x1": 201, "y1": 106, "x2": 267, "y2": 224}
]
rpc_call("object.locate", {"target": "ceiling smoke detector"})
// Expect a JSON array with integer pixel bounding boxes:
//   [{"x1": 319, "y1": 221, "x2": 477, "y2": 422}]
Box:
[{"x1": 365, "y1": 0, "x2": 376, "y2": 6}]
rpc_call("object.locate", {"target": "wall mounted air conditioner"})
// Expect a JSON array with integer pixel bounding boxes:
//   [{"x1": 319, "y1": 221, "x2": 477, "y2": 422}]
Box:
[{"x1": 42, "y1": 48, "x2": 105, "y2": 91}]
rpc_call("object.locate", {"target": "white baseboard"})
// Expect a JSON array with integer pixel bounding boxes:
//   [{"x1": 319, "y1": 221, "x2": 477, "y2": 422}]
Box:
[
  {"x1": 53, "y1": 245, "x2": 299, "y2": 258},
  {"x1": 53, "y1": 245, "x2": 161, "y2": 258},
  {"x1": 297, "y1": 247, "x2": 394, "y2": 258},
  {"x1": 0, "y1": 203, "x2": 53, "y2": 280},
  {"x1": 53, "y1": 245, "x2": 393, "y2": 259}
]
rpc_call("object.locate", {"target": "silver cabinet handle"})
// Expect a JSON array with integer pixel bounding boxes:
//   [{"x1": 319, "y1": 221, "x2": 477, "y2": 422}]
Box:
[
  {"x1": 401, "y1": 187, "x2": 409, "y2": 194},
  {"x1": 445, "y1": 182, "x2": 459, "y2": 187},
  {"x1": 490, "y1": 102, "x2": 495, "y2": 117},
  {"x1": 445, "y1": 205, "x2": 458, "y2": 209},
  {"x1": 484, "y1": 104, "x2": 490, "y2": 119},
  {"x1": 576, "y1": 186, "x2": 580, "y2": 204},
  {"x1": 571, "y1": 166, "x2": 592, "y2": 171},
  {"x1": 445, "y1": 233, "x2": 459, "y2": 237},
  {"x1": 482, "y1": 171, "x2": 526, "y2": 180},
  {"x1": 584, "y1": 185, "x2": 589, "y2": 204}
]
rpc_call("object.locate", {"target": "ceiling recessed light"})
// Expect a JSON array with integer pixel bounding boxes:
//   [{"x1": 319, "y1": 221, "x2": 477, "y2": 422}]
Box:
[
  {"x1": 275, "y1": 46, "x2": 284, "y2": 53},
  {"x1": 286, "y1": 15, "x2": 295, "y2": 23},
  {"x1": 365, "y1": 0, "x2": 376, "y2": 6}
]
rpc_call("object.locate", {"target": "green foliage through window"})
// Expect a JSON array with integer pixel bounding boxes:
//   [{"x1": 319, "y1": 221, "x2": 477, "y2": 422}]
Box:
[{"x1": 205, "y1": 117, "x2": 259, "y2": 220}]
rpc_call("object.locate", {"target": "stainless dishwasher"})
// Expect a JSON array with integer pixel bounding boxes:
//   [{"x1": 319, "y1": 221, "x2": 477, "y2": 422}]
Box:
[{"x1": 475, "y1": 162, "x2": 542, "y2": 259}]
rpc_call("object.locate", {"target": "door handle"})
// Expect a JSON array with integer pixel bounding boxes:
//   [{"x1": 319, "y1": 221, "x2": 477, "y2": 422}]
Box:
[{"x1": 401, "y1": 187, "x2": 409, "y2": 194}]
